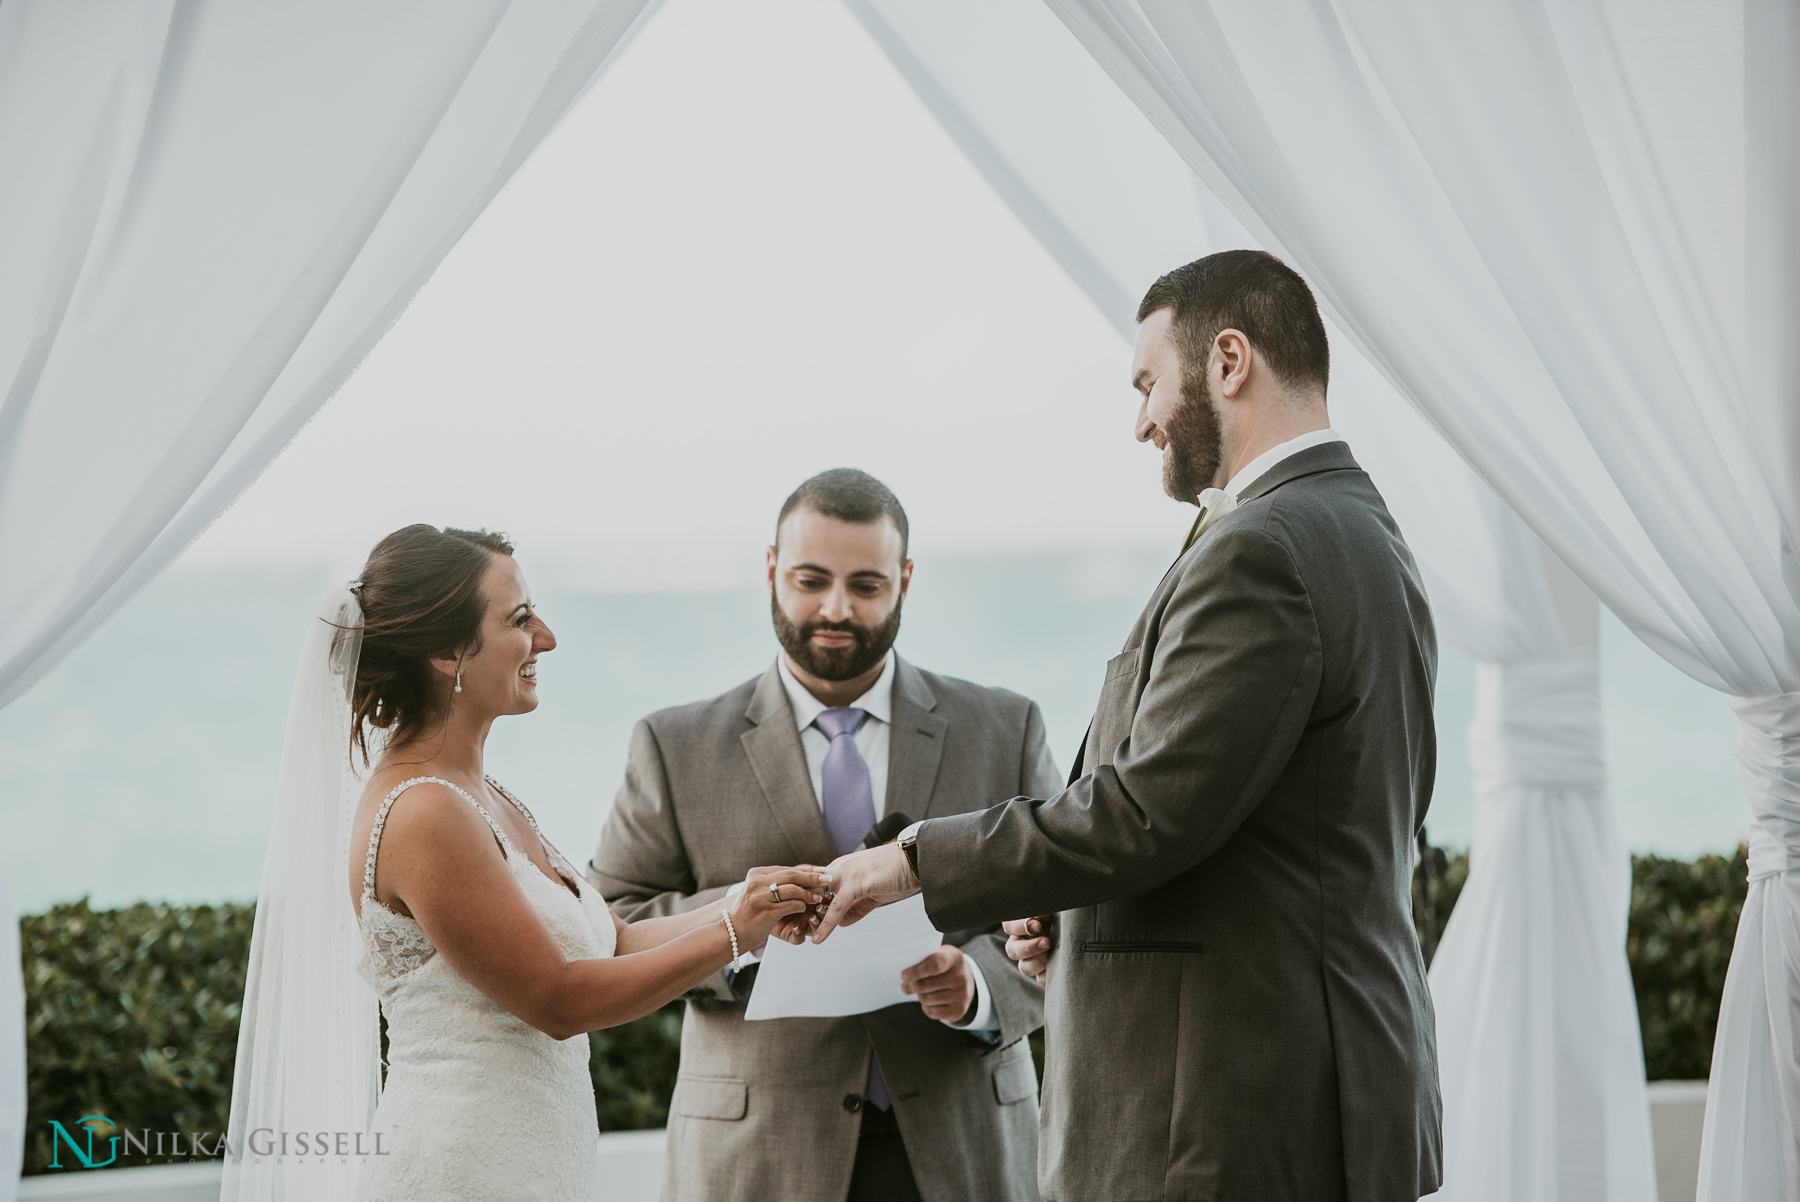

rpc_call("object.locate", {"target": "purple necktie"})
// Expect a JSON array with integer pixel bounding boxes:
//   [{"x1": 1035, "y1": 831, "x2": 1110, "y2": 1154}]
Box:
[{"x1": 813, "y1": 706, "x2": 890, "y2": 1110}]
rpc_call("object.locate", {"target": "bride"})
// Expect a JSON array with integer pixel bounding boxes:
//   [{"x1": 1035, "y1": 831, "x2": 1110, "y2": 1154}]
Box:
[{"x1": 223, "y1": 525, "x2": 825, "y2": 1202}]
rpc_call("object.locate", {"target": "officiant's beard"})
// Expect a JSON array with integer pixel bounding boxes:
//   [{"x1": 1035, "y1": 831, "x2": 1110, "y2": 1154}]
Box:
[
  {"x1": 772, "y1": 599, "x2": 903, "y2": 683},
  {"x1": 1162, "y1": 372, "x2": 1224, "y2": 503}
]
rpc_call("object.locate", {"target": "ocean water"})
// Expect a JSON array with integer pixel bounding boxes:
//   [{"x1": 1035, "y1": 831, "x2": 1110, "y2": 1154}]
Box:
[{"x1": 0, "y1": 557, "x2": 1749, "y2": 914}]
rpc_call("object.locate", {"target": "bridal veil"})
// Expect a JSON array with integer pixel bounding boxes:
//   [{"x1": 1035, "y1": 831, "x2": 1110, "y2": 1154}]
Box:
[{"x1": 222, "y1": 587, "x2": 381, "y2": 1201}]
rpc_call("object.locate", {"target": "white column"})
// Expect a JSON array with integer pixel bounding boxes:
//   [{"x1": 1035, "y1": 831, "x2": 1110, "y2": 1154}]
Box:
[
  {"x1": 1696, "y1": 696, "x2": 1800, "y2": 1202},
  {"x1": 1429, "y1": 649, "x2": 1655, "y2": 1202}
]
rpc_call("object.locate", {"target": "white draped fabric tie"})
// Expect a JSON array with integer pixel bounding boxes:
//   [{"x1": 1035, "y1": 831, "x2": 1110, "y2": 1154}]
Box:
[
  {"x1": 1468, "y1": 654, "x2": 1607, "y2": 796},
  {"x1": 1696, "y1": 695, "x2": 1800, "y2": 1201},
  {"x1": 1430, "y1": 648, "x2": 1653, "y2": 1202}
]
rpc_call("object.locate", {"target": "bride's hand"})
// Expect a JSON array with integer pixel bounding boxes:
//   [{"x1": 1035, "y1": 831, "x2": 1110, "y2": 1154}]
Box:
[{"x1": 726, "y1": 866, "x2": 831, "y2": 952}]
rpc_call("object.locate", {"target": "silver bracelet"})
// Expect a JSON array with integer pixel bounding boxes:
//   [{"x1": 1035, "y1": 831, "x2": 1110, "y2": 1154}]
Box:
[{"x1": 721, "y1": 910, "x2": 742, "y2": 972}]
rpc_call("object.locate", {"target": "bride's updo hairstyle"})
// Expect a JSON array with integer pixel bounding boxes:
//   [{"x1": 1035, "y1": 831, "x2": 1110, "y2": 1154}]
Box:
[{"x1": 346, "y1": 524, "x2": 515, "y2": 763}]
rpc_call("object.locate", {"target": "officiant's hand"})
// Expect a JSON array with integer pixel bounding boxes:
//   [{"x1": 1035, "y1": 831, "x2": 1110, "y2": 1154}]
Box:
[
  {"x1": 900, "y1": 946, "x2": 977, "y2": 1022},
  {"x1": 1003, "y1": 915, "x2": 1054, "y2": 985},
  {"x1": 810, "y1": 843, "x2": 919, "y2": 944}
]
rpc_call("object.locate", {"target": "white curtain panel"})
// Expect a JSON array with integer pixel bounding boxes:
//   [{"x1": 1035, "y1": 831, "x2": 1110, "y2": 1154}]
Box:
[
  {"x1": 0, "y1": 0, "x2": 662, "y2": 713},
  {"x1": 1044, "y1": 2, "x2": 1799, "y2": 1196},
  {"x1": 844, "y1": 3, "x2": 1651, "y2": 1198},
  {"x1": 0, "y1": 2, "x2": 661, "y2": 1194}
]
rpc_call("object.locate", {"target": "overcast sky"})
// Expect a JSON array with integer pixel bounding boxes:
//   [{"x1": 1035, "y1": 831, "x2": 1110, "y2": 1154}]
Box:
[{"x1": 186, "y1": 0, "x2": 1191, "y2": 589}]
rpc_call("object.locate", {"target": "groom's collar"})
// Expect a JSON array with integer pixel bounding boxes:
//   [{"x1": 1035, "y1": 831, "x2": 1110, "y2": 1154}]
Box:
[
  {"x1": 1234, "y1": 438, "x2": 1359, "y2": 503},
  {"x1": 1224, "y1": 428, "x2": 1345, "y2": 498}
]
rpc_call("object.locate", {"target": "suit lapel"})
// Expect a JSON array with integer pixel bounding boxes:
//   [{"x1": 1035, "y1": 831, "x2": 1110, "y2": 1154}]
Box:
[
  {"x1": 740, "y1": 664, "x2": 838, "y2": 866},
  {"x1": 887, "y1": 658, "x2": 950, "y2": 821}
]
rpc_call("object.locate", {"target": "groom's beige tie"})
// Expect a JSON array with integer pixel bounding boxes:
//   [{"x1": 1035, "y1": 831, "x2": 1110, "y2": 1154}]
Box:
[{"x1": 1179, "y1": 487, "x2": 1239, "y2": 555}]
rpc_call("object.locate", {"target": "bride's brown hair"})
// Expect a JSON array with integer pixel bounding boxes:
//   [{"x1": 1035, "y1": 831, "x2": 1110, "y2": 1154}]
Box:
[{"x1": 343, "y1": 524, "x2": 515, "y2": 765}]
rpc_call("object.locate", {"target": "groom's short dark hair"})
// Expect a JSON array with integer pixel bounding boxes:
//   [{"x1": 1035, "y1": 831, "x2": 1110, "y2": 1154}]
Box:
[
  {"x1": 776, "y1": 468, "x2": 909, "y2": 559},
  {"x1": 1138, "y1": 250, "x2": 1330, "y2": 395}
]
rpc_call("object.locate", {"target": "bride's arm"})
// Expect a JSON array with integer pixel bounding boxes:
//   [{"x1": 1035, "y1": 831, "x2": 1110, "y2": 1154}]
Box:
[
  {"x1": 610, "y1": 903, "x2": 722, "y2": 955},
  {"x1": 610, "y1": 870, "x2": 824, "y2": 955},
  {"x1": 373, "y1": 786, "x2": 823, "y2": 1039}
]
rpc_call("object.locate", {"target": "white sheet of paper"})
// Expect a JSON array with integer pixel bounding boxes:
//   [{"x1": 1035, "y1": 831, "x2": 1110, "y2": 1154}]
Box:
[{"x1": 744, "y1": 895, "x2": 943, "y2": 1020}]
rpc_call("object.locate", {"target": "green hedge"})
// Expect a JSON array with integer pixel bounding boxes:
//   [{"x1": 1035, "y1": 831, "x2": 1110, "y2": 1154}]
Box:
[
  {"x1": 18, "y1": 900, "x2": 682, "y2": 1175},
  {"x1": 1411, "y1": 845, "x2": 1749, "y2": 1082},
  {"x1": 16, "y1": 847, "x2": 1749, "y2": 1173}
]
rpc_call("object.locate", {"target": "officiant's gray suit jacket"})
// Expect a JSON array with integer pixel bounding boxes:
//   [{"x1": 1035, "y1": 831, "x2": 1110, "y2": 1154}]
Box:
[
  {"x1": 588, "y1": 656, "x2": 1060, "y2": 1202},
  {"x1": 916, "y1": 442, "x2": 1442, "y2": 1202}
]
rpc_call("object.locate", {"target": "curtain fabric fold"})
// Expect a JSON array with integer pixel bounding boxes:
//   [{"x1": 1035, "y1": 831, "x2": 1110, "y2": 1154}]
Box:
[
  {"x1": 1431, "y1": 650, "x2": 1655, "y2": 1202},
  {"x1": 0, "y1": 3, "x2": 661, "y2": 1194},
  {"x1": 844, "y1": 3, "x2": 1650, "y2": 1198},
  {"x1": 1042, "y1": 3, "x2": 1797, "y2": 1194}
]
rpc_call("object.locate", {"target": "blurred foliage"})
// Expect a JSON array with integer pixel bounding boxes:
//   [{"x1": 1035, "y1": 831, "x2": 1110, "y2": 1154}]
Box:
[
  {"x1": 590, "y1": 1001, "x2": 684, "y2": 1131},
  {"x1": 1410, "y1": 843, "x2": 1746, "y2": 1082},
  {"x1": 17, "y1": 847, "x2": 1750, "y2": 1173},
  {"x1": 1627, "y1": 846, "x2": 1748, "y2": 1081},
  {"x1": 20, "y1": 900, "x2": 251, "y2": 1175}
]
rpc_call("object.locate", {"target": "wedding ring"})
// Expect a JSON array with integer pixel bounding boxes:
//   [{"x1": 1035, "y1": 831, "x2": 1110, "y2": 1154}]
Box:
[{"x1": 769, "y1": 882, "x2": 783, "y2": 904}]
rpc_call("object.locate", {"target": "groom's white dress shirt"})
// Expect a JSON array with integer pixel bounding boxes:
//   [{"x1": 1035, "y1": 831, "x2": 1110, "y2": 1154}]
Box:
[
  {"x1": 1223, "y1": 427, "x2": 1345, "y2": 499},
  {"x1": 736, "y1": 650, "x2": 1000, "y2": 1032}
]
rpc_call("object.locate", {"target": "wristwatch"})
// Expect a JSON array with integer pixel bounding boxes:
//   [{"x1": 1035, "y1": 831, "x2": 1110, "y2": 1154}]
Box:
[{"x1": 896, "y1": 822, "x2": 923, "y2": 882}]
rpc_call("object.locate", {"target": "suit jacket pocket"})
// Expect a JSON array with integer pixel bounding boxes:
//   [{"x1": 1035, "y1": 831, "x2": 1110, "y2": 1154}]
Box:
[
  {"x1": 1103, "y1": 645, "x2": 1142, "y2": 683},
  {"x1": 1086, "y1": 646, "x2": 1145, "y2": 770},
  {"x1": 673, "y1": 1075, "x2": 747, "y2": 1120},
  {"x1": 991, "y1": 1055, "x2": 1037, "y2": 1106}
]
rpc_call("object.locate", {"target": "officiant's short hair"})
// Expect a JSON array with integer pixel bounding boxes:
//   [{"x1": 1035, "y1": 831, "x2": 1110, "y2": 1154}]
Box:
[
  {"x1": 1138, "y1": 249, "x2": 1330, "y2": 395},
  {"x1": 776, "y1": 468, "x2": 909, "y2": 559}
]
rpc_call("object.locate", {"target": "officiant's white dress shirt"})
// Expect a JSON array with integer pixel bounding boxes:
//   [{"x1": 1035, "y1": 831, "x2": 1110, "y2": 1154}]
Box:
[{"x1": 737, "y1": 650, "x2": 999, "y2": 1032}]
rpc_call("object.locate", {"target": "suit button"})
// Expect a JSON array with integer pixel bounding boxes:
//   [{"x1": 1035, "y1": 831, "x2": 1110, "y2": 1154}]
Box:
[{"x1": 843, "y1": 1094, "x2": 863, "y2": 1113}]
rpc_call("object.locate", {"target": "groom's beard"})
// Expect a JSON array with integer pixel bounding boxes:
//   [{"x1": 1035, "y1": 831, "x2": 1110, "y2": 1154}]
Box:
[
  {"x1": 772, "y1": 599, "x2": 902, "y2": 682},
  {"x1": 1161, "y1": 370, "x2": 1225, "y2": 504}
]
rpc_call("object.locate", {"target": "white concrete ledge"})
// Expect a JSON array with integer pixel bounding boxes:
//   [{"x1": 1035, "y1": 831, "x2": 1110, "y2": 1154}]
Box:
[
  {"x1": 1649, "y1": 1079, "x2": 1708, "y2": 1202},
  {"x1": 16, "y1": 1089, "x2": 1709, "y2": 1202},
  {"x1": 15, "y1": 1129, "x2": 667, "y2": 1202},
  {"x1": 18, "y1": 1162, "x2": 222, "y2": 1201}
]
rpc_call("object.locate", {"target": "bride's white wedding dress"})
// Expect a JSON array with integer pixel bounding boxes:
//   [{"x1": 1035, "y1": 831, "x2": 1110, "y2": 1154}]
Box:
[{"x1": 354, "y1": 775, "x2": 617, "y2": 1201}]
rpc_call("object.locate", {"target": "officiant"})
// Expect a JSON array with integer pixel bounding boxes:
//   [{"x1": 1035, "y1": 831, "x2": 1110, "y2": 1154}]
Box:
[{"x1": 587, "y1": 469, "x2": 1059, "y2": 1202}]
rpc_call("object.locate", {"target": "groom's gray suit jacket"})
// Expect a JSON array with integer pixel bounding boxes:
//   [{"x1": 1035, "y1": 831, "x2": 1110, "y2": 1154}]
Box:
[
  {"x1": 917, "y1": 442, "x2": 1443, "y2": 1202},
  {"x1": 588, "y1": 656, "x2": 1060, "y2": 1202}
]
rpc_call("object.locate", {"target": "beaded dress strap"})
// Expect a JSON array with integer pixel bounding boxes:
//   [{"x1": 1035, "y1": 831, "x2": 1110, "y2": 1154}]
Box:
[
  {"x1": 485, "y1": 776, "x2": 585, "y2": 896},
  {"x1": 361, "y1": 776, "x2": 513, "y2": 904}
]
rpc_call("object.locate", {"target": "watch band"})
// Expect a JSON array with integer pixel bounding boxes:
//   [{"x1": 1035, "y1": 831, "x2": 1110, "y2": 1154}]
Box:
[{"x1": 898, "y1": 831, "x2": 921, "y2": 881}]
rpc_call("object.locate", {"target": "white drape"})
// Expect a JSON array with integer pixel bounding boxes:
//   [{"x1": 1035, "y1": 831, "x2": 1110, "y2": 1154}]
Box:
[
  {"x1": 845, "y1": 4, "x2": 1652, "y2": 1198},
  {"x1": 1043, "y1": 2, "x2": 1797, "y2": 1196},
  {"x1": 1432, "y1": 650, "x2": 1655, "y2": 1202},
  {"x1": 0, "y1": 4, "x2": 661, "y2": 1195}
]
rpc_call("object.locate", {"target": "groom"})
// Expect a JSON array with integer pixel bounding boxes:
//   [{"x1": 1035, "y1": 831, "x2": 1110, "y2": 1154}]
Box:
[{"x1": 815, "y1": 251, "x2": 1443, "y2": 1201}]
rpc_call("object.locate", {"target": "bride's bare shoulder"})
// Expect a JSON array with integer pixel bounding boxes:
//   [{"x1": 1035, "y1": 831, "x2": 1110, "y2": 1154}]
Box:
[{"x1": 353, "y1": 768, "x2": 497, "y2": 854}]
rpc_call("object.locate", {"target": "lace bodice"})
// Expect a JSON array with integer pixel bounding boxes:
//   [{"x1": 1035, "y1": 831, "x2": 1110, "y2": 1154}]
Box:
[{"x1": 351, "y1": 776, "x2": 616, "y2": 1201}]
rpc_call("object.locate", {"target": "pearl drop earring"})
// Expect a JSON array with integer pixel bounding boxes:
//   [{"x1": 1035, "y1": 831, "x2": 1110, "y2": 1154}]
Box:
[{"x1": 454, "y1": 667, "x2": 463, "y2": 694}]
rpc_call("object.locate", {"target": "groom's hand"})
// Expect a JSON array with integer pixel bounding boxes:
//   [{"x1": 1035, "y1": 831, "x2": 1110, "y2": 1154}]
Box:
[
  {"x1": 1003, "y1": 915, "x2": 1054, "y2": 985},
  {"x1": 812, "y1": 843, "x2": 919, "y2": 943}
]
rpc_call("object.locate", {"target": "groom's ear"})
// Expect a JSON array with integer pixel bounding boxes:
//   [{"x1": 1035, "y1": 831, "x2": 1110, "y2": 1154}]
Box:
[{"x1": 1213, "y1": 328, "x2": 1253, "y2": 398}]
